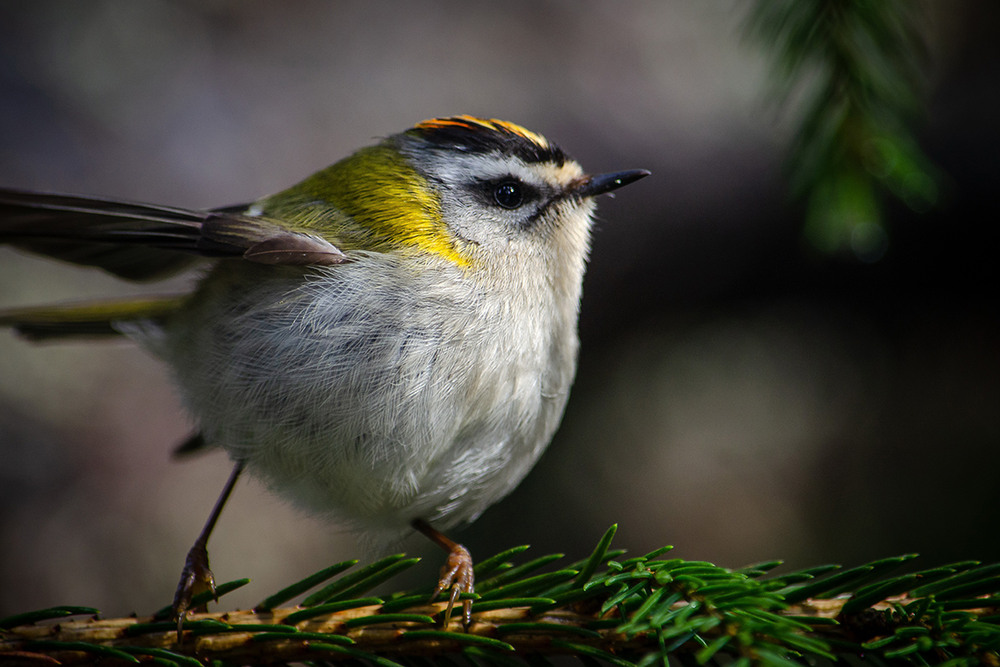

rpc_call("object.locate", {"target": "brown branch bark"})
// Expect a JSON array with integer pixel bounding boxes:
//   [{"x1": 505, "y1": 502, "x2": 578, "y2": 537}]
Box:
[
  {"x1": 0, "y1": 602, "x2": 651, "y2": 665},
  {"x1": 3, "y1": 596, "x2": 991, "y2": 665}
]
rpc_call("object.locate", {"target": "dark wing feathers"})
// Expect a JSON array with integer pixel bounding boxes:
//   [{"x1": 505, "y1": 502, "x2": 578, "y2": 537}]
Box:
[
  {"x1": 0, "y1": 188, "x2": 347, "y2": 281},
  {"x1": 201, "y1": 214, "x2": 347, "y2": 266}
]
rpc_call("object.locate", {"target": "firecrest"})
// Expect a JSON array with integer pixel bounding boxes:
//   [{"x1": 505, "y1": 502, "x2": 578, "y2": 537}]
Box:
[{"x1": 0, "y1": 115, "x2": 648, "y2": 628}]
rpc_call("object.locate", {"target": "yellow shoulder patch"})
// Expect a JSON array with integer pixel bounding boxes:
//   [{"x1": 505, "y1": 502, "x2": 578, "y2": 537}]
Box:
[{"x1": 262, "y1": 145, "x2": 471, "y2": 267}]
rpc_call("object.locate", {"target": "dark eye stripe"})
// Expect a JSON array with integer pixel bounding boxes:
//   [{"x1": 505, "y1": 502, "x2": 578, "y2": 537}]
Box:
[{"x1": 478, "y1": 177, "x2": 539, "y2": 210}]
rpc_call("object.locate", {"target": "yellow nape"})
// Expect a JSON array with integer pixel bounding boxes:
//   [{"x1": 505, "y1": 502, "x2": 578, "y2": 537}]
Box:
[{"x1": 267, "y1": 145, "x2": 470, "y2": 267}]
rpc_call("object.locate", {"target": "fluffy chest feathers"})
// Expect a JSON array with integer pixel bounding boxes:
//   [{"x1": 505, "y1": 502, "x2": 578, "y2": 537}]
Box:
[{"x1": 163, "y1": 252, "x2": 582, "y2": 540}]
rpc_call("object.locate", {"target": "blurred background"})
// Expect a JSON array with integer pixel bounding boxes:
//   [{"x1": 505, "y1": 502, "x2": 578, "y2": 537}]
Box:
[{"x1": 1, "y1": 1, "x2": 997, "y2": 618}]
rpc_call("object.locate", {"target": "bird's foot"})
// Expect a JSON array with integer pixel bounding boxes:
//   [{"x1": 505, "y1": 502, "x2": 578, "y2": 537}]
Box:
[
  {"x1": 432, "y1": 542, "x2": 475, "y2": 629},
  {"x1": 413, "y1": 518, "x2": 476, "y2": 629},
  {"x1": 172, "y1": 541, "x2": 217, "y2": 636}
]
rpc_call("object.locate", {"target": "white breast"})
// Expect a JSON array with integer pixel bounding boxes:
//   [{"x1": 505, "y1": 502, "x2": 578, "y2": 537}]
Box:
[{"x1": 162, "y1": 252, "x2": 580, "y2": 545}]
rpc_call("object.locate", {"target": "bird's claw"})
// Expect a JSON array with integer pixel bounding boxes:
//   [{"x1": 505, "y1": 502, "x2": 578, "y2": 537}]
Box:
[
  {"x1": 432, "y1": 544, "x2": 475, "y2": 629},
  {"x1": 172, "y1": 541, "x2": 217, "y2": 635}
]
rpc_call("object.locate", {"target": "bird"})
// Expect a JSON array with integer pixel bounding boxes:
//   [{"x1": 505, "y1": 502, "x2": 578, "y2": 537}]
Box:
[{"x1": 0, "y1": 115, "x2": 648, "y2": 628}]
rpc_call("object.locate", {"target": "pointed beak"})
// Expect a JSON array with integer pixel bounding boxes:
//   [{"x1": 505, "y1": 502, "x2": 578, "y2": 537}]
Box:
[{"x1": 573, "y1": 169, "x2": 650, "y2": 198}]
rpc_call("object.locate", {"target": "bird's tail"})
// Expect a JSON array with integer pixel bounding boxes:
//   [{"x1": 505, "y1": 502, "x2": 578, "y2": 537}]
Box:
[{"x1": 0, "y1": 295, "x2": 185, "y2": 341}]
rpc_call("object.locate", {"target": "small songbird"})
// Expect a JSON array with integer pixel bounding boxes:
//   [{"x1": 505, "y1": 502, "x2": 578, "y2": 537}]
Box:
[{"x1": 0, "y1": 115, "x2": 648, "y2": 627}]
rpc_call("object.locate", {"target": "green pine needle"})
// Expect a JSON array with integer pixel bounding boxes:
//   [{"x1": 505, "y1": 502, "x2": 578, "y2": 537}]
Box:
[
  {"x1": 0, "y1": 606, "x2": 98, "y2": 630},
  {"x1": 746, "y1": 0, "x2": 940, "y2": 260},
  {"x1": 4, "y1": 526, "x2": 1000, "y2": 665},
  {"x1": 256, "y1": 558, "x2": 358, "y2": 610},
  {"x1": 301, "y1": 554, "x2": 417, "y2": 605}
]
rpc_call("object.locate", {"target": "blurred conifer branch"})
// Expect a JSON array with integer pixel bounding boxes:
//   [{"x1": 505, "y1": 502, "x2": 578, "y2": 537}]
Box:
[
  {"x1": 3, "y1": 526, "x2": 999, "y2": 665},
  {"x1": 746, "y1": 0, "x2": 941, "y2": 261}
]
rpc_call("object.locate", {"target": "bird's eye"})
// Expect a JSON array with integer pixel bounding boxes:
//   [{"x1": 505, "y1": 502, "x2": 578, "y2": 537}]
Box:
[{"x1": 493, "y1": 181, "x2": 524, "y2": 209}]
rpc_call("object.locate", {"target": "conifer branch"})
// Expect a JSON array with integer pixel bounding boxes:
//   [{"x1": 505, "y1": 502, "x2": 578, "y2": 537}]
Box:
[
  {"x1": 745, "y1": 0, "x2": 940, "y2": 260},
  {"x1": 3, "y1": 526, "x2": 999, "y2": 665}
]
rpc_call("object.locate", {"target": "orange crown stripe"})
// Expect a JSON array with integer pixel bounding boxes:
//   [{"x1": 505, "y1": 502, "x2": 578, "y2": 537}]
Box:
[{"x1": 414, "y1": 115, "x2": 550, "y2": 149}]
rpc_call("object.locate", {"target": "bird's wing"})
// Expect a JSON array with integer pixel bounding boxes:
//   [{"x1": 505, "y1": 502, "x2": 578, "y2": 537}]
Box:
[{"x1": 0, "y1": 188, "x2": 347, "y2": 281}]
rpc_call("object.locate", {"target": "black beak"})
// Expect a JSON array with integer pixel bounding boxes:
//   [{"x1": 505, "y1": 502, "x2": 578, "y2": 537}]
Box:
[{"x1": 574, "y1": 169, "x2": 650, "y2": 198}]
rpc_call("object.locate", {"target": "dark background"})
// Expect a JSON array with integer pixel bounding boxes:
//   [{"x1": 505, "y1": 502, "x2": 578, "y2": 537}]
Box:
[{"x1": 1, "y1": 1, "x2": 997, "y2": 617}]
